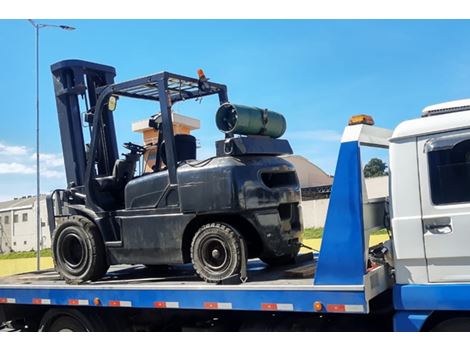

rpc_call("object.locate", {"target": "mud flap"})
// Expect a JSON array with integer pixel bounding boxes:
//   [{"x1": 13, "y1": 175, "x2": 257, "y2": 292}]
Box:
[{"x1": 218, "y1": 237, "x2": 248, "y2": 285}]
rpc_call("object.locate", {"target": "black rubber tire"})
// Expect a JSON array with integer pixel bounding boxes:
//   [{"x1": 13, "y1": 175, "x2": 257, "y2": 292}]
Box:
[
  {"x1": 52, "y1": 215, "x2": 109, "y2": 284},
  {"x1": 260, "y1": 248, "x2": 300, "y2": 267},
  {"x1": 39, "y1": 308, "x2": 107, "y2": 332},
  {"x1": 191, "y1": 222, "x2": 244, "y2": 283},
  {"x1": 430, "y1": 317, "x2": 470, "y2": 332}
]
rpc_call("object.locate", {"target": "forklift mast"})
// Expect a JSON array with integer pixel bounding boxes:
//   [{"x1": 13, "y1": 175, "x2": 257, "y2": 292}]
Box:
[{"x1": 51, "y1": 60, "x2": 120, "y2": 190}]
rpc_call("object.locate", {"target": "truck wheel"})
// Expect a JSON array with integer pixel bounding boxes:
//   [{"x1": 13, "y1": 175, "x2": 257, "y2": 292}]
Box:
[
  {"x1": 260, "y1": 248, "x2": 300, "y2": 267},
  {"x1": 191, "y1": 222, "x2": 245, "y2": 283},
  {"x1": 430, "y1": 317, "x2": 470, "y2": 332},
  {"x1": 52, "y1": 216, "x2": 109, "y2": 284},
  {"x1": 39, "y1": 309, "x2": 106, "y2": 332}
]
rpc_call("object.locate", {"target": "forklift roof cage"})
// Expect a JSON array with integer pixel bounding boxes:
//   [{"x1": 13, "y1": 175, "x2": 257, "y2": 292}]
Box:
[{"x1": 51, "y1": 60, "x2": 228, "y2": 212}]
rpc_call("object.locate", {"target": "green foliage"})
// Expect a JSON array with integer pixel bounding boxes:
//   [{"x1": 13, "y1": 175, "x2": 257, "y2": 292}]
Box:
[
  {"x1": 364, "y1": 158, "x2": 389, "y2": 178},
  {"x1": 0, "y1": 248, "x2": 52, "y2": 260}
]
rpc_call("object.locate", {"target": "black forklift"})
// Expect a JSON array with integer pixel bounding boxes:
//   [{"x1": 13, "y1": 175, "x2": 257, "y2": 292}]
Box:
[{"x1": 47, "y1": 60, "x2": 303, "y2": 284}]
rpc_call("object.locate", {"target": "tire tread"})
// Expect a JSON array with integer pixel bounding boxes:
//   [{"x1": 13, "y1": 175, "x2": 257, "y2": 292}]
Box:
[
  {"x1": 52, "y1": 215, "x2": 109, "y2": 284},
  {"x1": 190, "y1": 222, "x2": 243, "y2": 283}
]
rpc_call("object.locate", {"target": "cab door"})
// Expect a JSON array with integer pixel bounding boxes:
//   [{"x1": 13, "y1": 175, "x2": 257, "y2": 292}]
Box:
[{"x1": 417, "y1": 129, "x2": 470, "y2": 282}]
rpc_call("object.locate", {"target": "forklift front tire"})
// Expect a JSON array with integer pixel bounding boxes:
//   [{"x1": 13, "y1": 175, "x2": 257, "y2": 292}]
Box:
[
  {"x1": 52, "y1": 216, "x2": 109, "y2": 284},
  {"x1": 191, "y1": 222, "x2": 244, "y2": 283}
]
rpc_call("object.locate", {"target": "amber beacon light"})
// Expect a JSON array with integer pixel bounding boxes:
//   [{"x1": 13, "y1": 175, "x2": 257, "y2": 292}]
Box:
[{"x1": 348, "y1": 114, "x2": 375, "y2": 126}]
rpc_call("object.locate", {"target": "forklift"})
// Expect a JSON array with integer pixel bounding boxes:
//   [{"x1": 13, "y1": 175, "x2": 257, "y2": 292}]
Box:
[{"x1": 47, "y1": 60, "x2": 303, "y2": 284}]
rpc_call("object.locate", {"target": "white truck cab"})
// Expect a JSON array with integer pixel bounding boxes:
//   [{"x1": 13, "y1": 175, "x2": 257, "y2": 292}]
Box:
[{"x1": 390, "y1": 99, "x2": 470, "y2": 284}]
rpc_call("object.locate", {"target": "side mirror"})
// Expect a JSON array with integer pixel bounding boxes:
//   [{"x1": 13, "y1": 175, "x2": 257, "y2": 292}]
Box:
[{"x1": 108, "y1": 95, "x2": 118, "y2": 111}]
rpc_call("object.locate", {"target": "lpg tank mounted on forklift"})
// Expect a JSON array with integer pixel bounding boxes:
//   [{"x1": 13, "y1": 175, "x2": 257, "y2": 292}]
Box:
[{"x1": 47, "y1": 60, "x2": 303, "y2": 284}]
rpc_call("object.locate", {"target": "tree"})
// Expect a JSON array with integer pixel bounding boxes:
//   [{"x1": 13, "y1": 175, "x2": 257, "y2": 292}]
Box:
[{"x1": 364, "y1": 158, "x2": 388, "y2": 178}]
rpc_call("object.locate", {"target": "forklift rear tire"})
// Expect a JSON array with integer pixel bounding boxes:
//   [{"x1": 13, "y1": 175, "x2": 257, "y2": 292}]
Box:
[
  {"x1": 52, "y1": 216, "x2": 109, "y2": 284},
  {"x1": 191, "y1": 222, "x2": 245, "y2": 283}
]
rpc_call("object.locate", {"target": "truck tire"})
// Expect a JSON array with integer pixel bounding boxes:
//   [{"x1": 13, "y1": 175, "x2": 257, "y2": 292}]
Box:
[
  {"x1": 260, "y1": 248, "x2": 300, "y2": 267},
  {"x1": 430, "y1": 317, "x2": 470, "y2": 332},
  {"x1": 191, "y1": 222, "x2": 245, "y2": 283},
  {"x1": 39, "y1": 308, "x2": 107, "y2": 332},
  {"x1": 52, "y1": 216, "x2": 109, "y2": 284}
]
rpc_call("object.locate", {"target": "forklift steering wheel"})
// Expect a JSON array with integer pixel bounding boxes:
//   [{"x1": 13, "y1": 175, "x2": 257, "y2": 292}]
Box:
[{"x1": 123, "y1": 142, "x2": 146, "y2": 154}]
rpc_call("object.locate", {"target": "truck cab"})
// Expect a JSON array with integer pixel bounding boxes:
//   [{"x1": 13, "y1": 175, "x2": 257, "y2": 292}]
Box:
[{"x1": 390, "y1": 99, "x2": 470, "y2": 284}]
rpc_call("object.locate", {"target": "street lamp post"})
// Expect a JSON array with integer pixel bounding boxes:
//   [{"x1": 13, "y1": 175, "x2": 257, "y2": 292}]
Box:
[{"x1": 27, "y1": 20, "x2": 75, "y2": 271}]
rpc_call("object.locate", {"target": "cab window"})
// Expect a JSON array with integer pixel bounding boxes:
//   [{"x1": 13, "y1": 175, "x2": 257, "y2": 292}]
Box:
[{"x1": 428, "y1": 139, "x2": 470, "y2": 205}]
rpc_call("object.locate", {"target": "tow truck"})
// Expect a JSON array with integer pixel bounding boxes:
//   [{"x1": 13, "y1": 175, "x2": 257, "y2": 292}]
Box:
[{"x1": 2, "y1": 62, "x2": 470, "y2": 331}]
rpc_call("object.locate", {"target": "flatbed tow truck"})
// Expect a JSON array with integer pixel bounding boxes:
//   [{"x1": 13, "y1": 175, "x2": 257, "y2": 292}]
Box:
[{"x1": 3, "y1": 63, "x2": 470, "y2": 331}]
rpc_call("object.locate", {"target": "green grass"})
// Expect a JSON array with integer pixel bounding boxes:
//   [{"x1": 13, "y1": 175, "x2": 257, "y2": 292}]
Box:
[
  {"x1": 303, "y1": 227, "x2": 389, "y2": 240},
  {"x1": 303, "y1": 228, "x2": 324, "y2": 239},
  {"x1": 0, "y1": 228, "x2": 391, "y2": 259},
  {"x1": 0, "y1": 248, "x2": 52, "y2": 260},
  {"x1": 372, "y1": 228, "x2": 389, "y2": 236}
]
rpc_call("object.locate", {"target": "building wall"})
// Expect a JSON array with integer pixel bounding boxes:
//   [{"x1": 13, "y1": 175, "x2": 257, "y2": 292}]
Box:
[
  {"x1": 364, "y1": 175, "x2": 389, "y2": 199},
  {"x1": 0, "y1": 199, "x2": 51, "y2": 254},
  {"x1": 0, "y1": 211, "x2": 12, "y2": 253},
  {"x1": 142, "y1": 125, "x2": 193, "y2": 172},
  {"x1": 40, "y1": 200, "x2": 52, "y2": 249},
  {"x1": 301, "y1": 176, "x2": 389, "y2": 229},
  {"x1": 301, "y1": 198, "x2": 329, "y2": 228},
  {"x1": 11, "y1": 208, "x2": 35, "y2": 252}
]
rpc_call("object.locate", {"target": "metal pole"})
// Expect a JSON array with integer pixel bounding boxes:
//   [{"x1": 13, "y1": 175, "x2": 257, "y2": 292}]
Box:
[
  {"x1": 35, "y1": 24, "x2": 41, "y2": 271},
  {"x1": 27, "y1": 20, "x2": 75, "y2": 271}
]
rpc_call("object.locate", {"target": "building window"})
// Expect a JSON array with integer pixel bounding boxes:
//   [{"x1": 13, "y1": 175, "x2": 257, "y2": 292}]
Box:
[
  {"x1": 428, "y1": 138, "x2": 470, "y2": 205},
  {"x1": 13, "y1": 242, "x2": 16, "y2": 246},
  {"x1": 13, "y1": 214, "x2": 18, "y2": 223},
  {"x1": 4, "y1": 216, "x2": 9, "y2": 225},
  {"x1": 41, "y1": 221, "x2": 46, "y2": 227},
  {"x1": 24, "y1": 241, "x2": 27, "y2": 245},
  {"x1": 22, "y1": 213, "x2": 28, "y2": 222}
]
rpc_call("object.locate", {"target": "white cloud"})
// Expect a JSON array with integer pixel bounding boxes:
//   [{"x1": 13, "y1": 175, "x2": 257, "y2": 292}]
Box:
[
  {"x1": 0, "y1": 143, "x2": 66, "y2": 200},
  {"x1": 41, "y1": 169, "x2": 65, "y2": 178},
  {"x1": 0, "y1": 162, "x2": 36, "y2": 174},
  {"x1": 0, "y1": 142, "x2": 28, "y2": 156},
  {"x1": 0, "y1": 161, "x2": 64, "y2": 178},
  {"x1": 32, "y1": 152, "x2": 64, "y2": 168},
  {"x1": 0, "y1": 143, "x2": 64, "y2": 179}
]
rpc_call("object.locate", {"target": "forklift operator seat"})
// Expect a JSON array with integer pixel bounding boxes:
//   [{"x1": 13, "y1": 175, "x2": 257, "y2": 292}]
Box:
[
  {"x1": 95, "y1": 155, "x2": 138, "y2": 192},
  {"x1": 160, "y1": 134, "x2": 197, "y2": 166}
]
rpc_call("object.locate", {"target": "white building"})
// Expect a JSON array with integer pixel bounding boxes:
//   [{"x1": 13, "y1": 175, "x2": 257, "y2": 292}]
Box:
[{"x1": 0, "y1": 195, "x2": 51, "y2": 253}]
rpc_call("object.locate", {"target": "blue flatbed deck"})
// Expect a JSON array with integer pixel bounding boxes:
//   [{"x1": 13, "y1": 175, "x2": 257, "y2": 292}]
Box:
[{"x1": 0, "y1": 255, "x2": 389, "y2": 314}]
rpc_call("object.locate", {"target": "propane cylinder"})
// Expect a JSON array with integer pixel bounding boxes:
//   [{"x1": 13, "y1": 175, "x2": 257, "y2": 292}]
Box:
[{"x1": 215, "y1": 103, "x2": 286, "y2": 138}]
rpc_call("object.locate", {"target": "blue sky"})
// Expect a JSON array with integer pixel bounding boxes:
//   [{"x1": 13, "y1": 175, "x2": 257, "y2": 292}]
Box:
[{"x1": 1, "y1": 19, "x2": 470, "y2": 200}]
